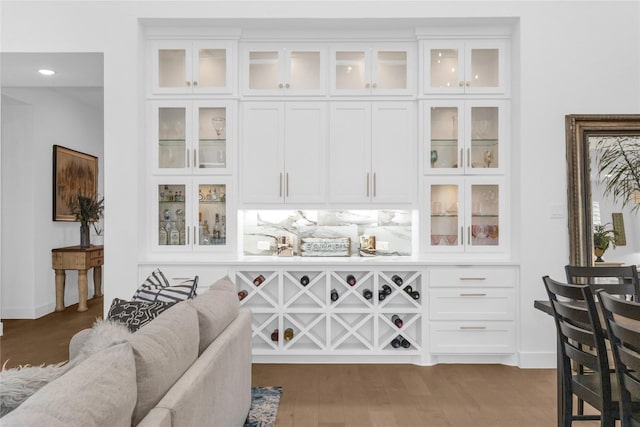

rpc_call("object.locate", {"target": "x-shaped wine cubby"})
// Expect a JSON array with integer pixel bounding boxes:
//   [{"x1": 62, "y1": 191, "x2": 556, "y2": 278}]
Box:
[{"x1": 233, "y1": 267, "x2": 424, "y2": 361}]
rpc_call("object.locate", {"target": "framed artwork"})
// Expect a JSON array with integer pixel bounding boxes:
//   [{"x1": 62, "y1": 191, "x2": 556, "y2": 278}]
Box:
[{"x1": 52, "y1": 145, "x2": 98, "y2": 221}]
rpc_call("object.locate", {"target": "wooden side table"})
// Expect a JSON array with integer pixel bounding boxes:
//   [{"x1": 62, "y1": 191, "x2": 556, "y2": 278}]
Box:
[{"x1": 52, "y1": 245, "x2": 104, "y2": 312}]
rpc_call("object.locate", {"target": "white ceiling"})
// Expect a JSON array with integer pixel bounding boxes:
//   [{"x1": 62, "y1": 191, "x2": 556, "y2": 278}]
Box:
[{"x1": 1, "y1": 52, "x2": 103, "y2": 87}]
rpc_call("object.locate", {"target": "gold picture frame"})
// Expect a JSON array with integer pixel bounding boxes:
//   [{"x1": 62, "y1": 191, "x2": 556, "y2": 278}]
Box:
[{"x1": 52, "y1": 145, "x2": 98, "y2": 221}]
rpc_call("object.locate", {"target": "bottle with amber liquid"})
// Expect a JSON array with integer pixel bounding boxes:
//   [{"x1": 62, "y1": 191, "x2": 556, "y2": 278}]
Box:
[
  {"x1": 270, "y1": 329, "x2": 279, "y2": 342},
  {"x1": 253, "y1": 274, "x2": 265, "y2": 286},
  {"x1": 284, "y1": 328, "x2": 294, "y2": 341},
  {"x1": 237, "y1": 290, "x2": 248, "y2": 301}
]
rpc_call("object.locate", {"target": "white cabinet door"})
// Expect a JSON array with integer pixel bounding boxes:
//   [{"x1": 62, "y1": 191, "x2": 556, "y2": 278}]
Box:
[
  {"x1": 329, "y1": 103, "x2": 372, "y2": 203},
  {"x1": 241, "y1": 102, "x2": 285, "y2": 203},
  {"x1": 371, "y1": 102, "x2": 415, "y2": 203},
  {"x1": 284, "y1": 103, "x2": 327, "y2": 203}
]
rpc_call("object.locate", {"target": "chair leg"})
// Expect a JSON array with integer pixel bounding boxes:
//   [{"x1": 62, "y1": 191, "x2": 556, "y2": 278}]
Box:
[
  {"x1": 601, "y1": 408, "x2": 614, "y2": 427},
  {"x1": 563, "y1": 388, "x2": 573, "y2": 427}
]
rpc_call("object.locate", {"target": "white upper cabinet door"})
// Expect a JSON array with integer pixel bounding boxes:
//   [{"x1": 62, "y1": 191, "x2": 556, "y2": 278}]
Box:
[
  {"x1": 242, "y1": 45, "x2": 326, "y2": 96},
  {"x1": 329, "y1": 103, "x2": 372, "y2": 203},
  {"x1": 241, "y1": 102, "x2": 285, "y2": 203},
  {"x1": 422, "y1": 39, "x2": 507, "y2": 95},
  {"x1": 283, "y1": 103, "x2": 327, "y2": 203},
  {"x1": 371, "y1": 102, "x2": 416, "y2": 203},
  {"x1": 330, "y1": 45, "x2": 415, "y2": 96},
  {"x1": 150, "y1": 40, "x2": 234, "y2": 95}
]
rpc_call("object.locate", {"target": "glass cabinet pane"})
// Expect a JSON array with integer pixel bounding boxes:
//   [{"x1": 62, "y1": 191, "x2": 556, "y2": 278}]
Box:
[
  {"x1": 470, "y1": 184, "x2": 499, "y2": 246},
  {"x1": 470, "y1": 107, "x2": 499, "y2": 169},
  {"x1": 430, "y1": 184, "x2": 459, "y2": 246},
  {"x1": 429, "y1": 48, "x2": 459, "y2": 89},
  {"x1": 249, "y1": 51, "x2": 280, "y2": 90},
  {"x1": 158, "y1": 184, "x2": 187, "y2": 246},
  {"x1": 198, "y1": 48, "x2": 227, "y2": 89},
  {"x1": 289, "y1": 51, "x2": 320, "y2": 90},
  {"x1": 198, "y1": 183, "x2": 227, "y2": 246},
  {"x1": 430, "y1": 106, "x2": 460, "y2": 170},
  {"x1": 376, "y1": 51, "x2": 407, "y2": 90},
  {"x1": 158, "y1": 107, "x2": 186, "y2": 169},
  {"x1": 335, "y1": 51, "x2": 366, "y2": 90},
  {"x1": 158, "y1": 49, "x2": 188, "y2": 88},
  {"x1": 470, "y1": 48, "x2": 499, "y2": 88},
  {"x1": 198, "y1": 107, "x2": 226, "y2": 169}
]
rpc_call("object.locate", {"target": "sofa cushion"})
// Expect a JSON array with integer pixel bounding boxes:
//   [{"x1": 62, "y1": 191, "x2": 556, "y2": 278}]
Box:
[
  {"x1": 188, "y1": 276, "x2": 240, "y2": 355},
  {"x1": 107, "y1": 298, "x2": 177, "y2": 332},
  {"x1": 1, "y1": 342, "x2": 137, "y2": 427},
  {"x1": 132, "y1": 273, "x2": 198, "y2": 303},
  {"x1": 128, "y1": 301, "x2": 199, "y2": 425}
]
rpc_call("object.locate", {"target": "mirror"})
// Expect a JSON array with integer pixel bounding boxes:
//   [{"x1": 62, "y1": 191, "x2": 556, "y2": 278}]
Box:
[{"x1": 565, "y1": 114, "x2": 640, "y2": 266}]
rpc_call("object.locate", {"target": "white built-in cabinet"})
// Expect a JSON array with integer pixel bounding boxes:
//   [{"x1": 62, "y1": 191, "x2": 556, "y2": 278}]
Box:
[
  {"x1": 149, "y1": 40, "x2": 234, "y2": 95},
  {"x1": 329, "y1": 102, "x2": 416, "y2": 204},
  {"x1": 421, "y1": 39, "x2": 508, "y2": 95},
  {"x1": 241, "y1": 44, "x2": 326, "y2": 96},
  {"x1": 330, "y1": 45, "x2": 416, "y2": 96},
  {"x1": 241, "y1": 102, "x2": 327, "y2": 204}
]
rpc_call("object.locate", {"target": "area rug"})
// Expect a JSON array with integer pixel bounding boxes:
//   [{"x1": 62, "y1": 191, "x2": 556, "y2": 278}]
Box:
[{"x1": 244, "y1": 386, "x2": 282, "y2": 427}]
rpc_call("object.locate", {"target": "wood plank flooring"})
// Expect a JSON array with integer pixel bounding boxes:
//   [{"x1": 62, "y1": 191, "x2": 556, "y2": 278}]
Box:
[{"x1": 2, "y1": 302, "x2": 603, "y2": 426}]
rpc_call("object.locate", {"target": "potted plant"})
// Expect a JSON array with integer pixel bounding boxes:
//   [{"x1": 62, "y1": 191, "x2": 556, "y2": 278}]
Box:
[
  {"x1": 594, "y1": 136, "x2": 640, "y2": 213},
  {"x1": 593, "y1": 223, "x2": 617, "y2": 262},
  {"x1": 69, "y1": 194, "x2": 104, "y2": 248}
]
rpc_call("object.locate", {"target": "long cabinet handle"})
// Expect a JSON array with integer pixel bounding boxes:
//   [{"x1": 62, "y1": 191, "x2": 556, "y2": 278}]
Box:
[
  {"x1": 459, "y1": 277, "x2": 487, "y2": 281},
  {"x1": 187, "y1": 148, "x2": 190, "y2": 167},
  {"x1": 459, "y1": 293, "x2": 487, "y2": 297},
  {"x1": 286, "y1": 173, "x2": 289, "y2": 197},
  {"x1": 366, "y1": 173, "x2": 370, "y2": 197},
  {"x1": 193, "y1": 227, "x2": 196, "y2": 246},
  {"x1": 193, "y1": 149, "x2": 197, "y2": 169},
  {"x1": 186, "y1": 226, "x2": 190, "y2": 245},
  {"x1": 460, "y1": 326, "x2": 487, "y2": 330},
  {"x1": 467, "y1": 226, "x2": 470, "y2": 245},
  {"x1": 459, "y1": 148, "x2": 463, "y2": 169},
  {"x1": 373, "y1": 173, "x2": 376, "y2": 197},
  {"x1": 460, "y1": 226, "x2": 463, "y2": 246},
  {"x1": 279, "y1": 173, "x2": 283, "y2": 197},
  {"x1": 467, "y1": 148, "x2": 470, "y2": 168}
]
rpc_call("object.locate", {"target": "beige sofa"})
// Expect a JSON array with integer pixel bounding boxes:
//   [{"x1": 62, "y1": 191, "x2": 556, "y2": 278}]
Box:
[{"x1": 2, "y1": 277, "x2": 252, "y2": 427}]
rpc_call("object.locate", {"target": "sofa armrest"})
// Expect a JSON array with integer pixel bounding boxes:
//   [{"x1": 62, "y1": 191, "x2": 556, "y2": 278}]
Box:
[{"x1": 68, "y1": 328, "x2": 92, "y2": 361}]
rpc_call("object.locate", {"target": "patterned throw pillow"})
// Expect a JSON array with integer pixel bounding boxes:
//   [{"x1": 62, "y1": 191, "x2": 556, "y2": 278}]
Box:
[
  {"x1": 107, "y1": 298, "x2": 176, "y2": 332},
  {"x1": 132, "y1": 270, "x2": 198, "y2": 303}
]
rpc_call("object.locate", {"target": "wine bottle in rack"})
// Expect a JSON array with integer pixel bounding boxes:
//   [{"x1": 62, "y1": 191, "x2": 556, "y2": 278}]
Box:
[
  {"x1": 237, "y1": 290, "x2": 248, "y2": 301},
  {"x1": 284, "y1": 328, "x2": 294, "y2": 341},
  {"x1": 392, "y1": 314, "x2": 403, "y2": 328},
  {"x1": 381, "y1": 284, "x2": 392, "y2": 296},
  {"x1": 346, "y1": 274, "x2": 357, "y2": 286},
  {"x1": 378, "y1": 290, "x2": 386, "y2": 301},
  {"x1": 411, "y1": 290, "x2": 421, "y2": 300},
  {"x1": 403, "y1": 285, "x2": 413, "y2": 294},
  {"x1": 270, "y1": 329, "x2": 279, "y2": 342},
  {"x1": 300, "y1": 275, "x2": 310, "y2": 286},
  {"x1": 331, "y1": 288, "x2": 339, "y2": 302},
  {"x1": 391, "y1": 275, "x2": 404, "y2": 286},
  {"x1": 401, "y1": 337, "x2": 411, "y2": 348},
  {"x1": 391, "y1": 336, "x2": 401, "y2": 348},
  {"x1": 363, "y1": 289, "x2": 373, "y2": 300},
  {"x1": 253, "y1": 275, "x2": 265, "y2": 286}
]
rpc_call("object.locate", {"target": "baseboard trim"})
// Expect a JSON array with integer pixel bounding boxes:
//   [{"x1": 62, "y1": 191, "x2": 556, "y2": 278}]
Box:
[
  {"x1": 519, "y1": 351, "x2": 556, "y2": 368},
  {"x1": 1, "y1": 302, "x2": 57, "y2": 319}
]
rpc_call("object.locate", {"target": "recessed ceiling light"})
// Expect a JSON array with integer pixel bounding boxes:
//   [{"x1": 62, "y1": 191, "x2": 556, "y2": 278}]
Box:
[{"x1": 38, "y1": 69, "x2": 55, "y2": 76}]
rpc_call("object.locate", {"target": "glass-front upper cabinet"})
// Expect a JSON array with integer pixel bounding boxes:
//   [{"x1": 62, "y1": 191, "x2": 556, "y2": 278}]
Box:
[
  {"x1": 150, "y1": 100, "x2": 234, "y2": 175},
  {"x1": 150, "y1": 40, "x2": 234, "y2": 95},
  {"x1": 422, "y1": 39, "x2": 508, "y2": 95},
  {"x1": 242, "y1": 45, "x2": 326, "y2": 96},
  {"x1": 423, "y1": 100, "x2": 507, "y2": 175},
  {"x1": 152, "y1": 177, "x2": 233, "y2": 253},
  {"x1": 330, "y1": 45, "x2": 415, "y2": 96},
  {"x1": 425, "y1": 177, "x2": 506, "y2": 254}
]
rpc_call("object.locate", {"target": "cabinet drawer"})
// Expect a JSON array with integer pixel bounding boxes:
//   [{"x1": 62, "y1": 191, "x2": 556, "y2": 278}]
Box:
[
  {"x1": 428, "y1": 289, "x2": 515, "y2": 320},
  {"x1": 429, "y1": 321, "x2": 515, "y2": 354},
  {"x1": 428, "y1": 266, "x2": 517, "y2": 288}
]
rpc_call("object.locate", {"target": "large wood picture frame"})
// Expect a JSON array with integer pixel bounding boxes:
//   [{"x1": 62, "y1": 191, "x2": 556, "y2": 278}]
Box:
[{"x1": 52, "y1": 145, "x2": 98, "y2": 221}]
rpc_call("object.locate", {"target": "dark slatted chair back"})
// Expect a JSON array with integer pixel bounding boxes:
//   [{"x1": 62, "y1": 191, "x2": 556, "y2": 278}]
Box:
[{"x1": 565, "y1": 265, "x2": 640, "y2": 300}]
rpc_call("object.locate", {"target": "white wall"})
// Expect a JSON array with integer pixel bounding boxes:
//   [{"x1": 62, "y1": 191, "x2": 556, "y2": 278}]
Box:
[
  {"x1": 1, "y1": 88, "x2": 103, "y2": 317},
  {"x1": 1, "y1": 1, "x2": 639, "y2": 366}
]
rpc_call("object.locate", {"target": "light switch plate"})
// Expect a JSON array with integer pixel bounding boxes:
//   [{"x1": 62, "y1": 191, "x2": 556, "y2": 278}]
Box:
[
  {"x1": 550, "y1": 205, "x2": 565, "y2": 219},
  {"x1": 377, "y1": 241, "x2": 389, "y2": 250},
  {"x1": 257, "y1": 241, "x2": 271, "y2": 250}
]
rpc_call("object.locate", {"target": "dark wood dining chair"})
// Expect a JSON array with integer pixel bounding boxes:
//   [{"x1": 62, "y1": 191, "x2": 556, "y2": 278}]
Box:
[
  {"x1": 543, "y1": 275, "x2": 621, "y2": 427},
  {"x1": 597, "y1": 290, "x2": 640, "y2": 427},
  {"x1": 565, "y1": 265, "x2": 640, "y2": 300}
]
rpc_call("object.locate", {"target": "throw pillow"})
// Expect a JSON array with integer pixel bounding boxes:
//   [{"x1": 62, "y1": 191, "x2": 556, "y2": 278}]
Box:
[
  {"x1": 132, "y1": 273, "x2": 199, "y2": 303},
  {"x1": 106, "y1": 298, "x2": 176, "y2": 332},
  {"x1": 132, "y1": 268, "x2": 170, "y2": 301}
]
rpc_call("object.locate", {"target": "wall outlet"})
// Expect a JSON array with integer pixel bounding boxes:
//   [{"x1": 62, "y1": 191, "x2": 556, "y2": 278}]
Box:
[
  {"x1": 377, "y1": 241, "x2": 389, "y2": 250},
  {"x1": 550, "y1": 205, "x2": 565, "y2": 219},
  {"x1": 257, "y1": 241, "x2": 271, "y2": 250}
]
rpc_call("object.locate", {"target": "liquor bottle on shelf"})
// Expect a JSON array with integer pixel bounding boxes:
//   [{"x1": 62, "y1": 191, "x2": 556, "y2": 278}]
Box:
[
  {"x1": 213, "y1": 214, "x2": 221, "y2": 242},
  {"x1": 220, "y1": 216, "x2": 226, "y2": 243},
  {"x1": 363, "y1": 289, "x2": 373, "y2": 300},
  {"x1": 378, "y1": 290, "x2": 386, "y2": 301},
  {"x1": 169, "y1": 223, "x2": 180, "y2": 245},
  {"x1": 392, "y1": 315, "x2": 403, "y2": 328},
  {"x1": 346, "y1": 274, "x2": 357, "y2": 286},
  {"x1": 178, "y1": 225, "x2": 186, "y2": 245},
  {"x1": 211, "y1": 188, "x2": 219, "y2": 201},
  {"x1": 270, "y1": 329, "x2": 279, "y2": 342},
  {"x1": 253, "y1": 275, "x2": 265, "y2": 286},
  {"x1": 237, "y1": 290, "x2": 248, "y2": 301},
  {"x1": 284, "y1": 328, "x2": 294, "y2": 341},
  {"x1": 300, "y1": 275, "x2": 310, "y2": 286},
  {"x1": 159, "y1": 224, "x2": 168, "y2": 245},
  {"x1": 381, "y1": 284, "x2": 392, "y2": 295},
  {"x1": 391, "y1": 275, "x2": 404, "y2": 286},
  {"x1": 330, "y1": 288, "x2": 339, "y2": 302}
]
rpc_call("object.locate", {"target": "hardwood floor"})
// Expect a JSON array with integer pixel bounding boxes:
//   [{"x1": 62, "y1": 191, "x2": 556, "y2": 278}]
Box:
[{"x1": 2, "y1": 302, "x2": 603, "y2": 426}]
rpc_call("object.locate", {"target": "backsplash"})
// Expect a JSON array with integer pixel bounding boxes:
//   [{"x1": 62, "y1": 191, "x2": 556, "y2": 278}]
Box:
[{"x1": 242, "y1": 210, "x2": 412, "y2": 257}]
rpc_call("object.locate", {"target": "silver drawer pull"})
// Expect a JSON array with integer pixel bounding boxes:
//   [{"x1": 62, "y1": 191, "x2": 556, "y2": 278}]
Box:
[
  {"x1": 459, "y1": 293, "x2": 487, "y2": 297},
  {"x1": 460, "y1": 326, "x2": 487, "y2": 330},
  {"x1": 459, "y1": 277, "x2": 487, "y2": 281}
]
